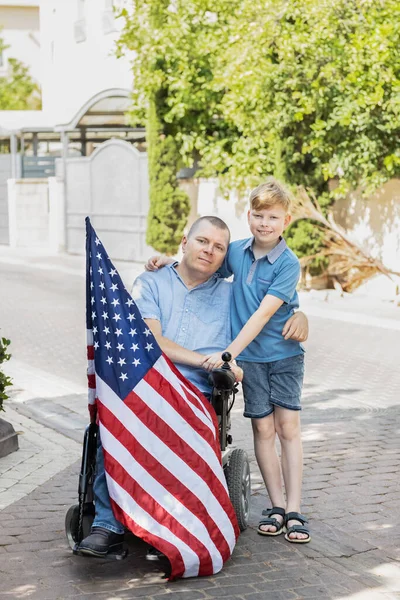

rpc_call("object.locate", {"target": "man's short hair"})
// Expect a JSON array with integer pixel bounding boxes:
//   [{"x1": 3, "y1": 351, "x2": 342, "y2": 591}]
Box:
[
  {"x1": 187, "y1": 216, "x2": 230, "y2": 242},
  {"x1": 250, "y1": 177, "x2": 292, "y2": 213}
]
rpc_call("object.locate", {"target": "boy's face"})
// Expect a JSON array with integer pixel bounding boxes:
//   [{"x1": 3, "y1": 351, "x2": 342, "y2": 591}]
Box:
[{"x1": 247, "y1": 204, "x2": 291, "y2": 248}]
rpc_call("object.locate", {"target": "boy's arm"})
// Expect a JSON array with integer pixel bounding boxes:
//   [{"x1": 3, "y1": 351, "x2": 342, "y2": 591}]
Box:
[
  {"x1": 203, "y1": 259, "x2": 301, "y2": 369},
  {"x1": 203, "y1": 294, "x2": 284, "y2": 369},
  {"x1": 144, "y1": 319, "x2": 205, "y2": 367},
  {"x1": 145, "y1": 255, "x2": 174, "y2": 271}
]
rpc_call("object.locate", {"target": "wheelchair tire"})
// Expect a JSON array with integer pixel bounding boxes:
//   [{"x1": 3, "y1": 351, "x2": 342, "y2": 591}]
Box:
[
  {"x1": 225, "y1": 448, "x2": 251, "y2": 531},
  {"x1": 65, "y1": 504, "x2": 94, "y2": 550}
]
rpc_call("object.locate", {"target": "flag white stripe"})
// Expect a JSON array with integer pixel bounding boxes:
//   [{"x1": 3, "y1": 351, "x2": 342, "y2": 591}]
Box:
[
  {"x1": 105, "y1": 472, "x2": 200, "y2": 578},
  {"x1": 100, "y1": 424, "x2": 224, "y2": 573},
  {"x1": 88, "y1": 388, "x2": 96, "y2": 404},
  {"x1": 87, "y1": 358, "x2": 95, "y2": 375},
  {"x1": 87, "y1": 329, "x2": 93, "y2": 345},
  {"x1": 134, "y1": 377, "x2": 227, "y2": 487},
  {"x1": 96, "y1": 375, "x2": 236, "y2": 550},
  {"x1": 153, "y1": 356, "x2": 215, "y2": 433}
]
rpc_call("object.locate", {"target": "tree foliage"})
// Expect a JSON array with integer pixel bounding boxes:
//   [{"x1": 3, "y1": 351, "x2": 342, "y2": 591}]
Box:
[
  {"x1": 0, "y1": 34, "x2": 41, "y2": 110},
  {"x1": 117, "y1": 0, "x2": 400, "y2": 261},
  {"x1": 146, "y1": 96, "x2": 191, "y2": 253},
  {"x1": 0, "y1": 337, "x2": 12, "y2": 412}
]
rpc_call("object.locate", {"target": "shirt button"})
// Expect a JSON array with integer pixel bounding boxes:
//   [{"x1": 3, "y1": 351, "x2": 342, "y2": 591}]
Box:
[
  {"x1": 185, "y1": 309, "x2": 188, "y2": 312},
  {"x1": 182, "y1": 327, "x2": 185, "y2": 331}
]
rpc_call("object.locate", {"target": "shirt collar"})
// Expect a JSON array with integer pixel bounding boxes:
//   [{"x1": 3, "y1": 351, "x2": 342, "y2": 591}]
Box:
[
  {"x1": 169, "y1": 261, "x2": 219, "y2": 288},
  {"x1": 244, "y1": 237, "x2": 288, "y2": 264}
]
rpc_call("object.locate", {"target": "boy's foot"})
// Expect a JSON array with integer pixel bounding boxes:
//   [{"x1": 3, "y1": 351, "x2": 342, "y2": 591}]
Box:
[
  {"x1": 257, "y1": 506, "x2": 285, "y2": 536},
  {"x1": 284, "y1": 512, "x2": 310, "y2": 543}
]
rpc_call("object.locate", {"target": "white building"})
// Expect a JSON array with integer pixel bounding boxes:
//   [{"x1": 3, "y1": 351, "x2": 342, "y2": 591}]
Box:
[{"x1": 0, "y1": 1, "x2": 40, "y2": 82}]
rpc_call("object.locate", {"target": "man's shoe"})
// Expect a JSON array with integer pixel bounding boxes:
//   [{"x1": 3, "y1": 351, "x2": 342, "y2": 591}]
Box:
[{"x1": 78, "y1": 527, "x2": 124, "y2": 557}]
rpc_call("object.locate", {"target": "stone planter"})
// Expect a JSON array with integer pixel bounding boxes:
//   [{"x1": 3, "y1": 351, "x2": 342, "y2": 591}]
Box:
[{"x1": 0, "y1": 417, "x2": 19, "y2": 458}]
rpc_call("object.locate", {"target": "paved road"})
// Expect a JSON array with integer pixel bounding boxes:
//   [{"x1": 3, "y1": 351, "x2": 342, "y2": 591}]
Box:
[{"x1": 1, "y1": 250, "x2": 400, "y2": 599}]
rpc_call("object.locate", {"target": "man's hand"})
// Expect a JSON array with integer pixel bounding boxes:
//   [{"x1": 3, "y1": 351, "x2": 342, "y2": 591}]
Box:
[
  {"x1": 202, "y1": 352, "x2": 224, "y2": 371},
  {"x1": 145, "y1": 255, "x2": 173, "y2": 272},
  {"x1": 202, "y1": 353, "x2": 243, "y2": 382},
  {"x1": 282, "y1": 311, "x2": 309, "y2": 342}
]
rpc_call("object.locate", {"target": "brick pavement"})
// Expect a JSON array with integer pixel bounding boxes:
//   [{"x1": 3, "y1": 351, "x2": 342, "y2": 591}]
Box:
[{"x1": 1, "y1": 249, "x2": 400, "y2": 599}]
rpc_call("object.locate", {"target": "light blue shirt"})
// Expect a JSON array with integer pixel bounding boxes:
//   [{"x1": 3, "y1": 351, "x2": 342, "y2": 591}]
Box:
[
  {"x1": 132, "y1": 263, "x2": 232, "y2": 394},
  {"x1": 223, "y1": 237, "x2": 304, "y2": 363}
]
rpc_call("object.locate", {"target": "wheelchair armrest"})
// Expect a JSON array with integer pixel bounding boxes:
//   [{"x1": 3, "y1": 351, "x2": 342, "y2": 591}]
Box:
[{"x1": 209, "y1": 368, "x2": 236, "y2": 391}]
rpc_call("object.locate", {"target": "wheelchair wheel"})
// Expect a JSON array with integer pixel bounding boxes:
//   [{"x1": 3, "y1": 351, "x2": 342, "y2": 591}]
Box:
[
  {"x1": 65, "y1": 504, "x2": 94, "y2": 550},
  {"x1": 225, "y1": 448, "x2": 251, "y2": 531}
]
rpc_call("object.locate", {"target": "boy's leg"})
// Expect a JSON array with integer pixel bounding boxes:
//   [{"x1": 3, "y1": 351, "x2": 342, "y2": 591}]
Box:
[
  {"x1": 237, "y1": 360, "x2": 285, "y2": 533},
  {"x1": 270, "y1": 354, "x2": 307, "y2": 541},
  {"x1": 252, "y1": 414, "x2": 285, "y2": 533},
  {"x1": 273, "y1": 406, "x2": 307, "y2": 540}
]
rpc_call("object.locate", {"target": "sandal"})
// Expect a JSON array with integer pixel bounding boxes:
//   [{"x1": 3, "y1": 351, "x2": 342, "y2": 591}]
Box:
[
  {"x1": 257, "y1": 506, "x2": 285, "y2": 536},
  {"x1": 284, "y1": 512, "x2": 311, "y2": 543}
]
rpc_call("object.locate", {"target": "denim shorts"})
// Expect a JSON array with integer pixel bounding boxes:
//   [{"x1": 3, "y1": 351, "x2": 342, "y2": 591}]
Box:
[{"x1": 237, "y1": 354, "x2": 304, "y2": 419}]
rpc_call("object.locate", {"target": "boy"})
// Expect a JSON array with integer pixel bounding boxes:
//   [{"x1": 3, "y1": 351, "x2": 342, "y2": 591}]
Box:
[{"x1": 203, "y1": 178, "x2": 309, "y2": 542}]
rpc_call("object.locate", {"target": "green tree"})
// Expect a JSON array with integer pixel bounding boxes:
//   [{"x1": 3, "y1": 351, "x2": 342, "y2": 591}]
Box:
[
  {"x1": 0, "y1": 34, "x2": 41, "y2": 110},
  {"x1": 117, "y1": 0, "x2": 400, "y2": 263},
  {"x1": 117, "y1": 1, "x2": 191, "y2": 254},
  {"x1": 0, "y1": 337, "x2": 12, "y2": 412}
]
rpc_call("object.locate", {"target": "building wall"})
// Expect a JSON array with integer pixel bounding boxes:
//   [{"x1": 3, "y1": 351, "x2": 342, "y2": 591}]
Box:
[
  {"x1": 0, "y1": 4, "x2": 40, "y2": 82},
  {"x1": 7, "y1": 178, "x2": 49, "y2": 247},
  {"x1": 332, "y1": 179, "x2": 400, "y2": 273},
  {"x1": 39, "y1": 0, "x2": 132, "y2": 126}
]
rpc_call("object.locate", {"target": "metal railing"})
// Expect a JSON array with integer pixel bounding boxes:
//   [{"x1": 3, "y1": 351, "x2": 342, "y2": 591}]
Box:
[{"x1": 21, "y1": 156, "x2": 57, "y2": 179}]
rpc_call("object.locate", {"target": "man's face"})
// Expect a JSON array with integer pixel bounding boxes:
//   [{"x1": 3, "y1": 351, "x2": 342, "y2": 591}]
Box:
[{"x1": 181, "y1": 222, "x2": 229, "y2": 278}]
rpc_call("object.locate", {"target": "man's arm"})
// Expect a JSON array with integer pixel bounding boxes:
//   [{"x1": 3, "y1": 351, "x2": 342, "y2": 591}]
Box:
[
  {"x1": 144, "y1": 318, "x2": 204, "y2": 367},
  {"x1": 145, "y1": 318, "x2": 243, "y2": 381}
]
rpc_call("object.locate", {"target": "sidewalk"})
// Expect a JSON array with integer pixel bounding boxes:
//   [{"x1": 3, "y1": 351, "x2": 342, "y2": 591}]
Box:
[{"x1": 1, "y1": 248, "x2": 399, "y2": 599}]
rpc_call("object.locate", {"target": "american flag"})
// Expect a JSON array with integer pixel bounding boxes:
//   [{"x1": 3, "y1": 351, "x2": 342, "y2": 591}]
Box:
[{"x1": 85, "y1": 218, "x2": 239, "y2": 579}]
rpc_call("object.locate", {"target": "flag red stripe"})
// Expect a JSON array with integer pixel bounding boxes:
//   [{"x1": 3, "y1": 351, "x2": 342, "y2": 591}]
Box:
[
  {"x1": 110, "y1": 497, "x2": 186, "y2": 580},
  {"x1": 87, "y1": 373, "x2": 96, "y2": 388},
  {"x1": 87, "y1": 345, "x2": 94, "y2": 360},
  {"x1": 144, "y1": 368, "x2": 220, "y2": 461},
  {"x1": 124, "y1": 389, "x2": 239, "y2": 530},
  {"x1": 104, "y1": 450, "x2": 214, "y2": 577},
  {"x1": 98, "y1": 401, "x2": 232, "y2": 561},
  {"x1": 161, "y1": 353, "x2": 218, "y2": 426},
  {"x1": 88, "y1": 402, "x2": 97, "y2": 423}
]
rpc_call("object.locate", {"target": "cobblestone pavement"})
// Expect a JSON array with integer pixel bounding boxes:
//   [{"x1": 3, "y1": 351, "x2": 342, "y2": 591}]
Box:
[{"x1": 0, "y1": 249, "x2": 400, "y2": 599}]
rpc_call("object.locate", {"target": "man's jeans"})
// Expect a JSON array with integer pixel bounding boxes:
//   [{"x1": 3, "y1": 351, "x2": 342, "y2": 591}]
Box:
[{"x1": 92, "y1": 441, "x2": 125, "y2": 535}]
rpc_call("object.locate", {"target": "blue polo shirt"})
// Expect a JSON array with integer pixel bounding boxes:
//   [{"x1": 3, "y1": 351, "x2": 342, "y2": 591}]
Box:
[
  {"x1": 131, "y1": 264, "x2": 232, "y2": 394},
  {"x1": 223, "y1": 237, "x2": 304, "y2": 363}
]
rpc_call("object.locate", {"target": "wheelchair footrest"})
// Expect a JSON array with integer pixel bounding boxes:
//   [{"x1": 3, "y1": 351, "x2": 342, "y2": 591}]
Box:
[{"x1": 72, "y1": 542, "x2": 128, "y2": 560}]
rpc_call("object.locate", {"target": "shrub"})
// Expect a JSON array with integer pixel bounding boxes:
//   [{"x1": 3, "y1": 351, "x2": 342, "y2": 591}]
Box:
[{"x1": 0, "y1": 337, "x2": 12, "y2": 412}]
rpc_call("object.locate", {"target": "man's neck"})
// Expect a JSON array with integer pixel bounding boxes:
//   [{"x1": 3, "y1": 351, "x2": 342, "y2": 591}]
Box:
[{"x1": 175, "y1": 263, "x2": 211, "y2": 289}]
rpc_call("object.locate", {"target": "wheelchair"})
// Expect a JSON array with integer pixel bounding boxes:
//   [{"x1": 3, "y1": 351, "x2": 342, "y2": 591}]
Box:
[{"x1": 65, "y1": 352, "x2": 251, "y2": 556}]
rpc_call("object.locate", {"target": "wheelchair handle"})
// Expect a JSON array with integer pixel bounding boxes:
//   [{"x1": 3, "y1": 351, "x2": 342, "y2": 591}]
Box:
[{"x1": 221, "y1": 352, "x2": 232, "y2": 371}]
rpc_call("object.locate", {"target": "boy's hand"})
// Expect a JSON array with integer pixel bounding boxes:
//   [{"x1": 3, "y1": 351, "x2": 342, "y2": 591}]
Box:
[
  {"x1": 282, "y1": 311, "x2": 309, "y2": 342},
  {"x1": 231, "y1": 364, "x2": 243, "y2": 383},
  {"x1": 145, "y1": 255, "x2": 173, "y2": 272}
]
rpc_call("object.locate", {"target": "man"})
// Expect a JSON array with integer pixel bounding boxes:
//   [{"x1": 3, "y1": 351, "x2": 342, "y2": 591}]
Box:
[{"x1": 78, "y1": 216, "x2": 307, "y2": 557}]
